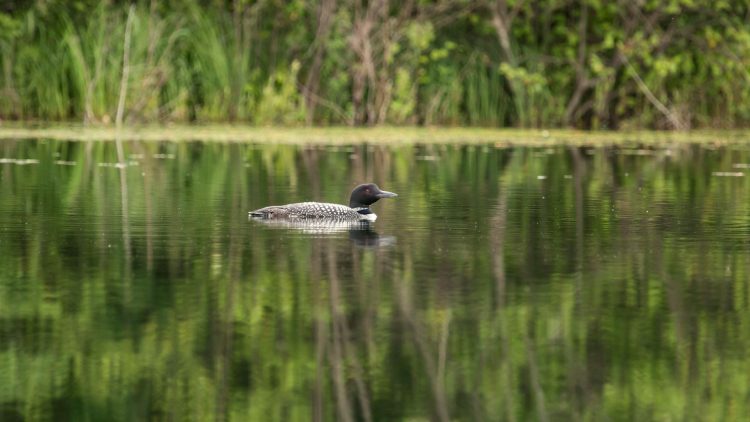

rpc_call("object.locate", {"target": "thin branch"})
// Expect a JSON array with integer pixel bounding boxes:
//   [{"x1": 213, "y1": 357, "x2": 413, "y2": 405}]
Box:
[
  {"x1": 297, "y1": 82, "x2": 352, "y2": 125},
  {"x1": 622, "y1": 53, "x2": 686, "y2": 129},
  {"x1": 115, "y1": 4, "x2": 135, "y2": 130}
]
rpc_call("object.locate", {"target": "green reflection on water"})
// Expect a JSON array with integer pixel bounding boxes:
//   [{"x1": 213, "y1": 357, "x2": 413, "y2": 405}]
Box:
[{"x1": 0, "y1": 140, "x2": 749, "y2": 421}]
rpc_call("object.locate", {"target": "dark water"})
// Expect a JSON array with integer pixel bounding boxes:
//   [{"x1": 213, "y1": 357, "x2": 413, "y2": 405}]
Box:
[{"x1": 1, "y1": 139, "x2": 749, "y2": 421}]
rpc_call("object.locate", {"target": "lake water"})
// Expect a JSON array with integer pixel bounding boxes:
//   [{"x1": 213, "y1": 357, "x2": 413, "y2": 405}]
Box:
[{"x1": 1, "y1": 139, "x2": 749, "y2": 421}]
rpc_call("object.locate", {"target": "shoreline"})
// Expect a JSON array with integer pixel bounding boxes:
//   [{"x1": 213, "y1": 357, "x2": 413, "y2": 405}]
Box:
[{"x1": 0, "y1": 125, "x2": 748, "y2": 145}]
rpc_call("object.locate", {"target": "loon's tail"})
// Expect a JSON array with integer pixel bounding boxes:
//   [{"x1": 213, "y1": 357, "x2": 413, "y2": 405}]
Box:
[
  {"x1": 249, "y1": 206, "x2": 287, "y2": 219},
  {"x1": 249, "y1": 208, "x2": 270, "y2": 218}
]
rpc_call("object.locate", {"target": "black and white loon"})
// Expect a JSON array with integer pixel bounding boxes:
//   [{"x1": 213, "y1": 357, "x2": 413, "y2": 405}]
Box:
[{"x1": 249, "y1": 183, "x2": 397, "y2": 221}]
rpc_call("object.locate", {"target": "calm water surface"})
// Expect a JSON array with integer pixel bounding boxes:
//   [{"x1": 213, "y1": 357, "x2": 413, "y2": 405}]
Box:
[{"x1": 1, "y1": 139, "x2": 750, "y2": 421}]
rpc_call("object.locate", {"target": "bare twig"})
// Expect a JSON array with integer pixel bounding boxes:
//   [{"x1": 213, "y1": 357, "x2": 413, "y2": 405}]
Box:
[{"x1": 622, "y1": 53, "x2": 686, "y2": 129}]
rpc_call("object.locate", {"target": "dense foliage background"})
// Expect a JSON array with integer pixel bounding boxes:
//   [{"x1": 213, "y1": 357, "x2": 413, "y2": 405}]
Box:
[{"x1": 1, "y1": 0, "x2": 749, "y2": 129}]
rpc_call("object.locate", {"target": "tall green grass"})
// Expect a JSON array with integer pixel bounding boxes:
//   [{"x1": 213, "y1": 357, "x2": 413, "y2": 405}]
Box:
[
  {"x1": 463, "y1": 58, "x2": 511, "y2": 127},
  {"x1": 0, "y1": 2, "x2": 308, "y2": 125}
]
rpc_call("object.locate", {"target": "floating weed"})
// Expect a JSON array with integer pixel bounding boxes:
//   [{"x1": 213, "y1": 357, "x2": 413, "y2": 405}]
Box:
[
  {"x1": 712, "y1": 171, "x2": 744, "y2": 177},
  {"x1": 619, "y1": 149, "x2": 655, "y2": 155},
  {"x1": 0, "y1": 158, "x2": 40, "y2": 165},
  {"x1": 97, "y1": 162, "x2": 128, "y2": 168},
  {"x1": 97, "y1": 161, "x2": 139, "y2": 168}
]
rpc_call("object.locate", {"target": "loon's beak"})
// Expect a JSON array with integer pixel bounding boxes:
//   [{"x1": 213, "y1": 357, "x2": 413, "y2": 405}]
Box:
[{"x1": 376, "y1": 190, "x2": 398, "y2": 199}]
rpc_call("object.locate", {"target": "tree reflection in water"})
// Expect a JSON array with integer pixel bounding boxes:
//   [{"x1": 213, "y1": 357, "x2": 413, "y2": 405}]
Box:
[{"x1": 0, "y1": 140, "x2": 748, "y2": 421}]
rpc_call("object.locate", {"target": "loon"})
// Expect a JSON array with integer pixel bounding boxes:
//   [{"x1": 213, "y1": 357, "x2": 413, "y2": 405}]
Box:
[{"x1": 249, "y1": 183, "x2": 397, "y2": 221}]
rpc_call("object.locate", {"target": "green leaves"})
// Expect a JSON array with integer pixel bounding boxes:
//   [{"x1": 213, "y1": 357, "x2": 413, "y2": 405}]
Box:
[
  {"x1": 0, "y1": 12, "x2": 21, "y2": 41},
  {"x1": 406, "y1": 21, "x2": 435, "y2": 51},
  {"x1": 255, "y1": 61, "x2": 307, "y2": 125}
]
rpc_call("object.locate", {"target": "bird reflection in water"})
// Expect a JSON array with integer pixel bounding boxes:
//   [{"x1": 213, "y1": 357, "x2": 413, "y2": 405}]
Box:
[
  {"x1": 348, "y1": 226, "x2": 396, "y2": 248},
  {"x1": 249, "y1": 217, "x2": 396, "y2": 248}
]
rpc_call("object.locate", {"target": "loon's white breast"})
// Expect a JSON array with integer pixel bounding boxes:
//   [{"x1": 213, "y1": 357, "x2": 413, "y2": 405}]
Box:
[{"x1": 362, "y1": 212, "x2": 377, "y2": 222}]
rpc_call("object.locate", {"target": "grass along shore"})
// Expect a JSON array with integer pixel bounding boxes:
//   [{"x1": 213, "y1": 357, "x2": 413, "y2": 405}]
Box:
[{"x1": 1, "y1": 125, "x2": 749, "y2": 146}]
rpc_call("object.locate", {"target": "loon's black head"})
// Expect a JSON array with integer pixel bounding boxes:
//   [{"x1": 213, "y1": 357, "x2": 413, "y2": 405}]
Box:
[{"x1": 349, "y1": 183, "x2": 398, "y2": 208}]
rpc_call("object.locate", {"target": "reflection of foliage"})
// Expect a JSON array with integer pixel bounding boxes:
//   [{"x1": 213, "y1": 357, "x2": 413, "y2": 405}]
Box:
[{"x1": 0, "y1": 140, "x2": 749, "y2": 420}]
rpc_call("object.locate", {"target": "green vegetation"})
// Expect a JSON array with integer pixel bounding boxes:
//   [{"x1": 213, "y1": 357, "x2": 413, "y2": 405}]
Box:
[
  {"x1": 1, "y1": 1, "x2": 748, "y2": 129},
  {"x1": 1, "y1": 139, "x2": 750, "y2": 420}
]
